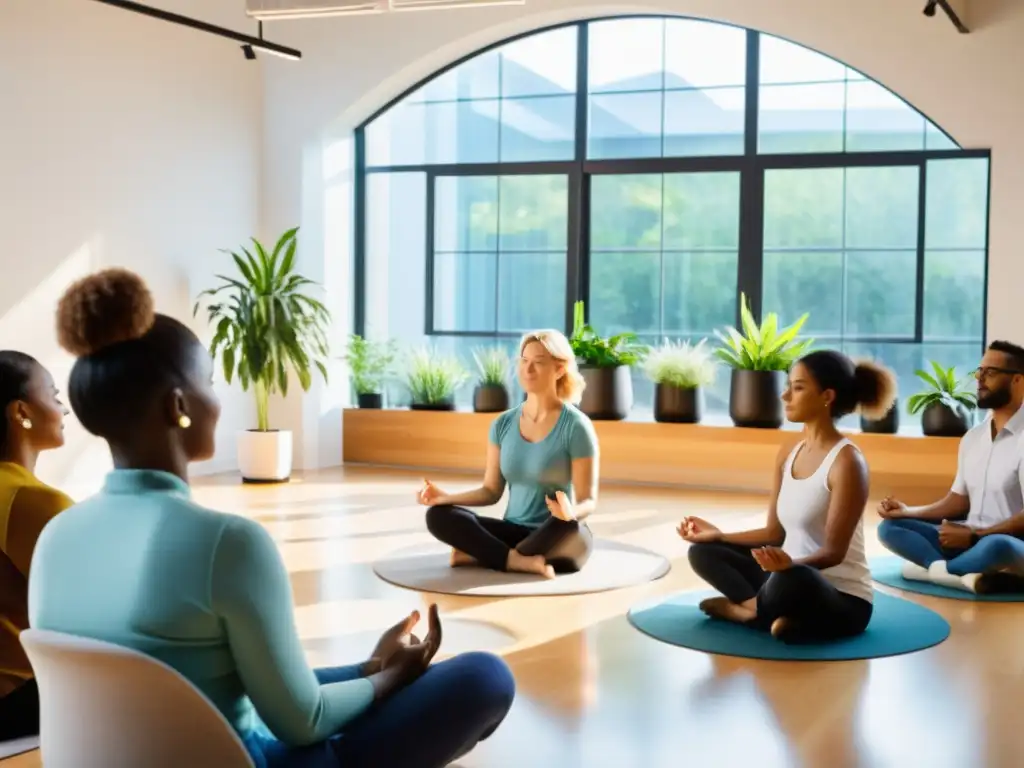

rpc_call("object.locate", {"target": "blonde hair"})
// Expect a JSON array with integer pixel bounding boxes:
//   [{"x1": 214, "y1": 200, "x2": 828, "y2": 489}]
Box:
[{"x1": 519, "y1": 329, "x2": 586, "y2": 405}]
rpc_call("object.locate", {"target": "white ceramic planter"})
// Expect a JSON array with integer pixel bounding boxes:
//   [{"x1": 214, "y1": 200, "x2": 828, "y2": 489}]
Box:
[{"x1": 237, "y1": 429, "x2": 292, "y2": 483}]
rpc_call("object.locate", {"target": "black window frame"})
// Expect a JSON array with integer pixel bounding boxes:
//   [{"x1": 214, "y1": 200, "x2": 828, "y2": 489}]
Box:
[{"x1": 352, "y1": 17, "x2": 991, "y2": 352}]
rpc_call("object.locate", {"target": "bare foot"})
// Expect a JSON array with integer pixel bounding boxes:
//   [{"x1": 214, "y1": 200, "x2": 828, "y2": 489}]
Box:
[
  {"x1": 450, "y1": 549, "x2": 478, "y2": 568},
  {"x1": 698, "y1": 596, "x2": 756, "y2": 624},
  {"x1": 506, "y1": 550, "x2": 556, "y2": 579}
]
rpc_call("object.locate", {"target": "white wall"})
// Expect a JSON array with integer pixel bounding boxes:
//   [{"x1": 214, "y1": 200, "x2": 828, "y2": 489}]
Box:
[
  {"x1": 1, "y1": 0, "x2": 262, "y2": 496},
  {"x1": 259, "y1": 0, "x2": 1024, "y2": 470}
]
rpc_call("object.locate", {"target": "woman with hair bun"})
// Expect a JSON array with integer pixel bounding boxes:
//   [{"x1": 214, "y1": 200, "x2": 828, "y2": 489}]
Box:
[
  {"x1": 680, "y1": 350, "x2": 897, "y2": 644},
  {"x1": 28, "y1": 268, "x2": 514, "y2": 767},
  {"x1": 420, "y1": 329, "x2": 599, "y2": 579}
]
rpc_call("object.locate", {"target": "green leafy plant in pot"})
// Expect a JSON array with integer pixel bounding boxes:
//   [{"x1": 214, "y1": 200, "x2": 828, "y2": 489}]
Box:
[
  {"x1": 405, "y1": 347, "x2": 469, "y2": 411},
  {"x1": 195, "y1": 227, "x2": 330, "y2": 483},
  {"x1": 342, "y1": 334, "x2": 396, "y2": 409},
  {"x1": 642, "y1": 338, "x2": 717, "y2": 424},
  {"x1": 472, "y1": 346, "x2": 512, "y2": 413},
  {"x1": 714, "y1": 294, "x2": 813, "y2": 429},
  {"x1": 569, "y1": 300, "x2": 647, "y2": 421},
  {"x1": 908, "y1": 361, "x2": 976, "y2": 437}
]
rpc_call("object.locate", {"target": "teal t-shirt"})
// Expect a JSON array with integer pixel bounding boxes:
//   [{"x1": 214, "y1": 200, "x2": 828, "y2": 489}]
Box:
[
  {"x1": 28, "y1": 469, "x2": 375, "y2": 748},
  {"x1": 489, "y1": 403, "x2": 598, "y2": 527}
]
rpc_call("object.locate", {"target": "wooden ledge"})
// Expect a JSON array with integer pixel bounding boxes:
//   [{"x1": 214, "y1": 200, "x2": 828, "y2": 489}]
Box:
[{"x1": 341, "y1": 409, "x2": 959, "y2": 505}]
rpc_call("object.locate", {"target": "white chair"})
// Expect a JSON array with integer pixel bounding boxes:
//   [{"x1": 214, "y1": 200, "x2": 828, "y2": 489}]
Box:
[{"x1": 20, "y1": 629, "x2": 254, "y2": 768}]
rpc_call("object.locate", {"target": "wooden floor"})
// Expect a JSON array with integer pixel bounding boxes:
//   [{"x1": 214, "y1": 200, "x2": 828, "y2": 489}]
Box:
[{"x1": 6, "y1": 466, "x2": 1024, "y2": 767}]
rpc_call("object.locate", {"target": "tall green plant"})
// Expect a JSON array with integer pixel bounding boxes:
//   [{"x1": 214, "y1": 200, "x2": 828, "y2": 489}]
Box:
[
  {"x1": 472, "y1": 346, "x2": 511, "y2": 387},
  {"x1": 569, "y1": 300, "x2": 647, "y2": 367},
  {"x1": 907, "y1": 361, "x2": 976, "y2": 415},
  {"x1": 194, "y1": 227, "x2": 331, "y2": 431},
  {"x1": 714, "y1": 294, "x2": 813, "y2": 372},
  {"x1": 406, "y1": 348, "x2": 469, "y2": 405},
  {"x1": 342, "y1": 334, "x2": 396, "y2": 395}
]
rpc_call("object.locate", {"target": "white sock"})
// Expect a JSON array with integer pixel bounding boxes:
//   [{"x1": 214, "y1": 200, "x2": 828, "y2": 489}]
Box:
[
  {"x1": 928, "y1": 560, "x2": 973, "y2": 592},
  {"x1": 959, "y1": 573, "x2": 983, "y2": 593},
  {"x1": 901, "y1": 562, "x2": 931, "y2": 582}
]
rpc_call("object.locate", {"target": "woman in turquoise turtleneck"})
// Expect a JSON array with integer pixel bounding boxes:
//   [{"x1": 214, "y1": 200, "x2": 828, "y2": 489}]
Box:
[{"x1": 28, "y1": 268, "x2": 514, "y2": 767}]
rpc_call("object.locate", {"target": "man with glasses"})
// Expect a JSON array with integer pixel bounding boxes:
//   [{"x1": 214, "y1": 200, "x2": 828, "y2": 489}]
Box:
[{"x1": 875, "y1": 340, "x2": 1024, "y2": 594}]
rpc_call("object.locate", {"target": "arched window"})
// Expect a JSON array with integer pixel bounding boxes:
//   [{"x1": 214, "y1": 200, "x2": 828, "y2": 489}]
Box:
[{"x1": 356, "y1": 16, "x2": 990, "y2": 424}]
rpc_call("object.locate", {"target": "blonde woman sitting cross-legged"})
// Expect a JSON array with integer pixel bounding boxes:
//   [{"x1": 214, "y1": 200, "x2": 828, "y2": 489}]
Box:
[{"x1": 420, "y1": 329, "x2": 599, "y2": 579}]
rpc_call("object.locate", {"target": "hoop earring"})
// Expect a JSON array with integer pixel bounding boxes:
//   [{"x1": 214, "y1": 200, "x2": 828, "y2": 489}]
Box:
[
  {"x1": 20, "y1": 418, "x2": 31, "y2": 430},
  {"x1": 178, "y1": 415, "x2": 192, "y2": 429}
]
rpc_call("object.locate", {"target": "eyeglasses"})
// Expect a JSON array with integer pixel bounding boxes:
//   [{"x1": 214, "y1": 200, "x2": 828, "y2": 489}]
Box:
[{"x1": 973, "y1": 366, "x2": 1024, "y2": 379}]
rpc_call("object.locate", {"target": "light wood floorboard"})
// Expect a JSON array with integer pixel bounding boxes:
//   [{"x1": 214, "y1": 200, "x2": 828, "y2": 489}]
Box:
[{"x1": 5, "y1": 466, "x2": 1023, "y2": 767}]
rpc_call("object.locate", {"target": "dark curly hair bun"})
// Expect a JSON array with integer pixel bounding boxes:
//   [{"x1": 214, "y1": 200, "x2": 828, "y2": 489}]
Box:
[
  {"x1": 853, "y1": 359, "x2": 898, "y2": 421},
  {"x1": 57, "y1": 268, "x2": 155, "y2": 358}
]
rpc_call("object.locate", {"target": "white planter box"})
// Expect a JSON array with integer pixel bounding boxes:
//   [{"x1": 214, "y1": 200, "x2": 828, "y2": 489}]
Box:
[{"x1": 237, "y1": 430, "x2": 293, "y2": 482}]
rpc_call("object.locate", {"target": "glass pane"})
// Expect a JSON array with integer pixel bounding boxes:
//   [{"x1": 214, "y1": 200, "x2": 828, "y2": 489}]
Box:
[
  {"x1": 498, "y1": 96, "x2": 576, "y2": 162},
  {"x1": 662, "y1": 172, "x2": 741, "y2": 250},
  {"x1": 498, "y1": 26, "x2": 578, "y2": 98},
  {"x1": 845, "y1": 81, "x2": 925, "y2": 152},
  {"x1": 662, "y1": 252, "x2": 738, "y2": 336},
  {"x1": 588, "y1": 18, "x2": 664, "y2": 93},
  {"x1": 497, "y1": 252, "x2": 566, "y2": 332},
  {"x1": 365, "y1": 173, "x2": 427, "y2": 343},
  {"x1": 844, "y1": 250, "x2": 917, "y2": 338},
  {"x1": 764, "y1": 168, "x2": 844, "y2": 250},
  {"x1": 926, "y1": 157, "x2": 990, "y2": 250},
  {"x1": 759, "y1": 34, "x2": 847, "y2": 85},
  {"x1": 664, "y1": 20, "x2": 746, "y2": 88},
  {"x1": 591, "y1": 175, "x2": 663, "y2": 250},
  {"x1": 434, "y1": 176, "x2": 498, "y2": 252},
  {"x1": 924, "y1": 250, "x2": 986, "y2": 341},
  {"x1": 498, "y1": 175, "x2": 569, "y2": 251},
  {"x1": 413, "y1": 50, "x2": 500, "y2": 102},
  {"x1": 432, "y1": 252, "x2": 497, "y2": 333},
  {"x1": 762, "y1": 250, "x2": 843, "y2": 337},
  {"x1": 758, "y1": 83, "x2": 845, "y2": 154},
  {"x1": 589, "y1": 251, "x2": 661, "y2": 336},
  {"x1": 845, "y1": 166, "x2": 919, "y2": 249},
  {"x1": 366, "y1": 100, "x2": 500, "y2": 166},
  {"x1": 663, "y1": 87, "x2": 745, "y2": 157},
  {"x1": 926, "y1": 122, "x2": 957, "y2": 150},
  {"x1": 588, "y1": 91, "x2": 662, "y2": 159}
]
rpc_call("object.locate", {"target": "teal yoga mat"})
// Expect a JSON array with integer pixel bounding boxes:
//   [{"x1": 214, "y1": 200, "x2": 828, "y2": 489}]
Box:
[
  {"x1": 627, "y1": 590, "x2": 949, "y2": 661},
  {"x1": 871, "y1": 555, "x2": 1024, "y2": 602}
]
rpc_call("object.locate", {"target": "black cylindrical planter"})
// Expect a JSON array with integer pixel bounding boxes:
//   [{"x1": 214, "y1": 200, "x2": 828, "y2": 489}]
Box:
[
  {"x1": 473, "y1": 383, "x2": 510, "y2": 413},
  {"x1": 654, "y1": 383, "x2": 703, "y2": 424},
  {"x1": 410, "y1": 400, "x2": 455, "y2": 412},
  {"x1": 578, "y1": 365, "x2": 633, "y2": 421},
  {"x1": 729, "y1": 369, "x2": 785, "y2": 429},
  {"x1": 861, "y1": 399, "x2": 899, "y2": 434},
  {"x1": 357, "y1": 392, "x2": 382, "y2": 409},
  {"x1": 921, "y1": 401, "x2": 970, "y2": 437}
]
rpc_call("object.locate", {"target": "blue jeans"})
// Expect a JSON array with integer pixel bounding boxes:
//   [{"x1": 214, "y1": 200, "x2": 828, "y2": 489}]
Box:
[
  {"x1": 244, "y1": 652, "x2": 515, "y2": 768},
  {"x1": 877, "y1": 518, "x2": 1024, "y2": 576}
]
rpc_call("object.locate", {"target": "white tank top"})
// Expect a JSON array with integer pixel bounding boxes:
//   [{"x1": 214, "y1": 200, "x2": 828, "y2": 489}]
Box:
[{"x1": 775, "y1": 438, "x2": 873, "y2": 604}]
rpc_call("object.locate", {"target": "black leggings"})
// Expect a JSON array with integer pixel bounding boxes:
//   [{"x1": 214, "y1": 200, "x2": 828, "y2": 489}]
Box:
[
  {"x1": 425, "y1": 505, "x2": 594, "y2": 574},
  {"x1": 0, "y1": 678, "x2": 39, "y2": 740},
  {"x1": 688, "y1": 542, "x2": 873, "y2": 643}
]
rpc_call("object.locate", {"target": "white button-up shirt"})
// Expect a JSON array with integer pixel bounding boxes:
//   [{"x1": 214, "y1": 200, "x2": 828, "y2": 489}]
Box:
[{"x1": 953, "y1": 404, "x2": 1024, "y2": 528}]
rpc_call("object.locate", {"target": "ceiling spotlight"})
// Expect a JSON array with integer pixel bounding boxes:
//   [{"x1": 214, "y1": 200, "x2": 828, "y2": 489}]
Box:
[
  {"x1": 242, "y1": 44, "x2": 257, "y2": 60},
  {"x1": 923, "y1": 1, "x2": 938, "y2": 17}
]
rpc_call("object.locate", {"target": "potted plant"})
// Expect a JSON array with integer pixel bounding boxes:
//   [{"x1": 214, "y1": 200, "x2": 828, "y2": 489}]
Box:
[
  {"x1": 195, "y1": 227, "x2": 330, "y2": 483},
  {"x1": 472, "y1": 346, "x2": 512, "y2": 413},
  {"x1": 342, "y1": 334, "x2": 396, "y2": 409},
  {"x1": 405, "y1": 347, "x2": 468, "y2": 411},
  {"x1": 907, "y1": 361, "x2": 976, "y2": 437},
  {"x1": 569, "y1": 300, "x2": 648, "y2": 421},
  {"x1": 714, "y1": 294, "x2": 813, "y2": 429},
  {"x1": 642, "y1": 338, "x2": 717, "y2": 424}
]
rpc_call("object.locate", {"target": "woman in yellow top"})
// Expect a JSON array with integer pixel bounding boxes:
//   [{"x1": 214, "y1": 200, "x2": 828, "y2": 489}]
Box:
[{"x1": 0, "y1": 351, "x2": 72, "y2": 741}]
